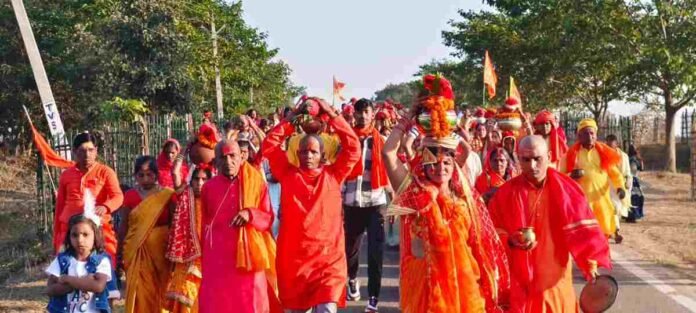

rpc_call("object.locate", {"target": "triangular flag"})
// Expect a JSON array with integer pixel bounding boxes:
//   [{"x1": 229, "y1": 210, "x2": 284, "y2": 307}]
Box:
[
  {"x1": 333, "y1": 76, "x2": 346, "y2": 102},
  {"x1": 30, "y1": 124, "x2": 74, "y2": 168},
  {"x1": 509, "y1": 76, "x2": 522, "y2": 104},
  {"x1": 483, "y1": 50, "x2": 498, "y2": 99}
]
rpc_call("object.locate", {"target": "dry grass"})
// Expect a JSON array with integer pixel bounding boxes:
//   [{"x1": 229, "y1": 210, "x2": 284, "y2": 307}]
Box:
[
  {"x1": 619, "y1": 171, "x2": 696, "y2": 275},
  {"x1": 0, "y1": 155, "x2": 51, "y2": 313}
]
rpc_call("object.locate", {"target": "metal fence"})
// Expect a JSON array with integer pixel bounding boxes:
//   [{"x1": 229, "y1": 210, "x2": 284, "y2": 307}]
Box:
[
  {"x1": 681, "y1": 109, "x2": 696, "y2": 145},
  {"x1": 558, "y1": 112, "x2": 633, "y2": 149},
  {"x1": 34, "y1": 111, "x2": 632, "y2": 234},
  {"x1": 34, "y1": 113, "x2": 214, "y2": 234}
]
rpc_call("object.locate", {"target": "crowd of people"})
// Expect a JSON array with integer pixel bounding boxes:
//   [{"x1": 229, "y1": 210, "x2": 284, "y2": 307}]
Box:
[{"x1": 44, "y1": 74, "x2": 646, "y2": 313}]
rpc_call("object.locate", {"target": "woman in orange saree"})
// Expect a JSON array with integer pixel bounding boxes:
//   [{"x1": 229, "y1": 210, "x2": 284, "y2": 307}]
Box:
[
  {"x1": 382, "y1": 74, "x2": 510, "y2": 313},
  {"x1": 120, "y1": 156, "x2": 174, "y2": 313}
]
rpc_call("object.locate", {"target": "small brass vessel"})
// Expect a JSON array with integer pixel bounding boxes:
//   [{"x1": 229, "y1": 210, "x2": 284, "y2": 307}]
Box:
[{"x1": 520, "y1": 227, "x2": 537, "y2": 244}]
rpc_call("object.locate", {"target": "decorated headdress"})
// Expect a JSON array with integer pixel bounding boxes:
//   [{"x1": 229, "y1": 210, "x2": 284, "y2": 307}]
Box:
[
  {"x1": 416, "y1": 74, "x2": 457, "y2": 139},
  {"x1": 484, "y1": 108, "x2": 497, "y2": 119},
  {"x1": 504, "y1": 97, "x2": 521, "y2": 110},
  {"x1": 197, "y1": 123, "x2": 219, "y2": 149}
]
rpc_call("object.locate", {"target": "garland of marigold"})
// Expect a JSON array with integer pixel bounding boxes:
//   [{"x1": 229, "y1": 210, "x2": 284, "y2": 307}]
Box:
[
  {"x1": 420, "y1": 96, "x2": 455, "y2": 138},
  {"x1": 197, "y1": 133, "x2": 217, "y2": 149}
]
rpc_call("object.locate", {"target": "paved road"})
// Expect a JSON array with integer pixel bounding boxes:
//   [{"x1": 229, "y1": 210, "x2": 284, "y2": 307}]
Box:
[{"x1": 343, "y1": 243, "x2": 696, "y2": 313}]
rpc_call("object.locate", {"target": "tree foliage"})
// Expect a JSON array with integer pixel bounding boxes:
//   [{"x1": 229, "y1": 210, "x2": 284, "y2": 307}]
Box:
[
  {"x1": 0, "y1": 0, "x2": 301, "y2": 139},
  {"x1": 374, "y1": 0, "x2": 696, "y2": 171}
]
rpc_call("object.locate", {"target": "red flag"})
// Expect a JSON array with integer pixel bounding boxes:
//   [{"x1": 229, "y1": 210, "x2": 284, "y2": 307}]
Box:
[
  {"x1": 483, "y1": 50, "x2": 498, "y2": 99},
  {"x1": 509, "y1": 76, "x2": 521, "y2": 105},
  {"x1": 333, "y1": 76, "x2": 346, "y2": 102},
  {"x1": 30, "y1": 125, "x2": 74, "y2": 168}
]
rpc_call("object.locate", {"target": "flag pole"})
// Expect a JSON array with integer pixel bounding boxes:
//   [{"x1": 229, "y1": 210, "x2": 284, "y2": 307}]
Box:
[
  {"x1": 22, "y1": 105, "x2": 57, "y2": 195},
  {"x1": 482, "y1": 78, "x2": 486, "y2": 108}
]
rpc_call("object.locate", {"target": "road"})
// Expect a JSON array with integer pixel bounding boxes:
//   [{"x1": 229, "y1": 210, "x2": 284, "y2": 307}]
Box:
[{"x1": 344, "y1": 243, "x2": 696, "y2": 313}]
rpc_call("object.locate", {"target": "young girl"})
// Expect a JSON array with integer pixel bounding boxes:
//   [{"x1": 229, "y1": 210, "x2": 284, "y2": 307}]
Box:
[{"x1": 46, "y1": 214, "x2": 112, "y2": 313}]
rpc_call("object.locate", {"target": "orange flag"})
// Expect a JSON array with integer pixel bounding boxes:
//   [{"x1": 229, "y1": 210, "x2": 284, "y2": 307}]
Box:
[
  {"x1": 333, "y1": 76, "x2": 346, "y2": 102},
  {"x1": 30, "y1": 124, "x2": 74, "y2": 168},
  {"x1": 483, "y1": 50, "x2": 498, "y2": 99},
  {"x1": 509, "y1": 76, "x2": 522, "y2": 104}
]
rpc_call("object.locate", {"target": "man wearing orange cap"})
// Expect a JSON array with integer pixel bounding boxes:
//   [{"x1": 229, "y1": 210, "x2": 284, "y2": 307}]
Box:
[
  {"x1": 561, "y1": 118, "x2": 627, "y2": 239},
  {"x1": 532, "y1": 110, "x2": 567, "y2": 169}
]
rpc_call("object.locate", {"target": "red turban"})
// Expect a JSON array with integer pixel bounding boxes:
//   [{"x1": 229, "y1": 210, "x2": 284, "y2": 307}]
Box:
[{"x1": 533, "y1": 110, "x2": 557, "y2": 127}]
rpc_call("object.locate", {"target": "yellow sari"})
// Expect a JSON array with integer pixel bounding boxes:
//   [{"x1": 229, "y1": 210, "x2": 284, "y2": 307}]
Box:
[{"x1": 123, "y1": 188, "x2": 175, "y2": 313}]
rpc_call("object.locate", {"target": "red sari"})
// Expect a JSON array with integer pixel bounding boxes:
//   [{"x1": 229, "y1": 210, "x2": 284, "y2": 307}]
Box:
[
  {"x1": 158, "y1": 138, "x2": 189, "y2": 189},
  {"x1": 262, "y1": 116, "x2": 361, "y2": 310}
]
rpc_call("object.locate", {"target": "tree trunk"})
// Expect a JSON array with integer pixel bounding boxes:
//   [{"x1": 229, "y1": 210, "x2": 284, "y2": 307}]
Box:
[{"x1": 664, "y1": 90, "x2": 677, "y2": 172}]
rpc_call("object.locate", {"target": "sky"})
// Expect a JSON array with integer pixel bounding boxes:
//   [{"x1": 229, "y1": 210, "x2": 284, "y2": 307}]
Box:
[
  {"x1": 240, "y1": 0, "x2": 669, "y2": 118},
  {"x1": 242, "y1": 0, "x2": 486, "y2": 103}
]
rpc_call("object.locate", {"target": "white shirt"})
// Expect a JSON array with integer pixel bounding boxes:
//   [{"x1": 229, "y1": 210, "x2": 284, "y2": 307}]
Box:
[{"x1": 45, "y1": 255, "x2": 112, "y2": 313}]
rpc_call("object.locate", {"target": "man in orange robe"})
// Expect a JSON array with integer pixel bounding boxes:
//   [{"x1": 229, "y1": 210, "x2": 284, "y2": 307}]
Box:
[
  {"x1": 262, "y1": 98, "x2": 360, "y2": 312},
  {"x1": 489, "y1": 135, "x2": 612, "y2": 312},
  {"x1": 55, "y1": 133, "x2": 123, "y2": 266}
]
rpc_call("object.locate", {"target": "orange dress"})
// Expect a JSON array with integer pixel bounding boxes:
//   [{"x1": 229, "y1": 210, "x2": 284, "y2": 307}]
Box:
[
  {"x1": 54, "y1": 163, "x2": 123, "y2": 265},
  {"x1": 262, "y1": 116, "x2": 360, "y2": 310},
  {"x1": 488, "y1": 169, "x2": 612, "y2": 313},
  {"x1": 393, "y1": 169, "x2": 509, "y2": 313}
]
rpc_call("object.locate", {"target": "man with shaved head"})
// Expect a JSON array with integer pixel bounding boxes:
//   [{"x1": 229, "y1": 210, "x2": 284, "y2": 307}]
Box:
[
  {"x1": 262, "y1": 97, "x2": 360, "y2": 313},
  {"x1": 488, "y1": 135, "x2": 612, "y2": 312},
  {"x1": 198, "y1": 139, "x2": 276, "y2": 313}
]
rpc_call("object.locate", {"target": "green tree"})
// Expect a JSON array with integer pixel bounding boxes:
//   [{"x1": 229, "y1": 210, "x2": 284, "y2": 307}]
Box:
[
  {"x1": 373, "y1": 81, "x2": 419, "y2": 105},
  {"x1": 622, "y1": 0, "x2": 696, "y2": 172},
  {"x1": 442, "y1": 1, "x2": 635, "y2": 117},
  {"x1": 1, "y1": 0, "x2": 301, "y2": 141}
]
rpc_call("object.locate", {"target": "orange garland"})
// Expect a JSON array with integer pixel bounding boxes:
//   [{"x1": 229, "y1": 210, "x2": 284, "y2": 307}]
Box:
[
  {"x1": 421, "y1": 96, "x2": 454, "y2": 139},
  {"x1": 197, "y1": 133, "x2": 217, "y2": 149}
]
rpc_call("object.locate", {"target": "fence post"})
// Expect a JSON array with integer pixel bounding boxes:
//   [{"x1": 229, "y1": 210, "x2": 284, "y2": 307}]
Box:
[
  {"x1": 142, "y1": 118, "x2": 150, "y2": 155},
  {"x1": 692, "y1": 116, "x2": 696, "y2": 201},
  {"x1": 166, "y1": 113, "x2": 172, "y2": 138}
]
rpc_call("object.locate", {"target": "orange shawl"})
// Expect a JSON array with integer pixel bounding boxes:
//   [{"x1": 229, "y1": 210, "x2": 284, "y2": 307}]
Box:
[
  {"x1": 564, "y1": 142, "x2": 622, "y2": 173},
  {"x1": 235, "y1": 162, "x2": 282, "y2": 312},
  {"x1": 346, "y1": 127, "x2": 389, "y2": 189}
]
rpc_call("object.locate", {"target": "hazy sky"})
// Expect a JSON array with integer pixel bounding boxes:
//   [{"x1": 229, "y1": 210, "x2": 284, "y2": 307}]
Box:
[
  {"x1": 242, "y1": 0, "x2": 486, "y2": 103},
  {"x1": 240, "y1": 0, "x2": 660, "y2": 117}
]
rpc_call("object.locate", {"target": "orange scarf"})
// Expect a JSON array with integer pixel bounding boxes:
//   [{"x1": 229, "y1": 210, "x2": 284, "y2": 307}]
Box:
[
  {"x1": 565, "y1": 141, "x2": 621, "y2": 173},
  {"x1": 347, "y1": 126, "x2": 389, "y2": 189},
  {"x1": 235, "y1": 162, "x2": 282, "y2": 312}
]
